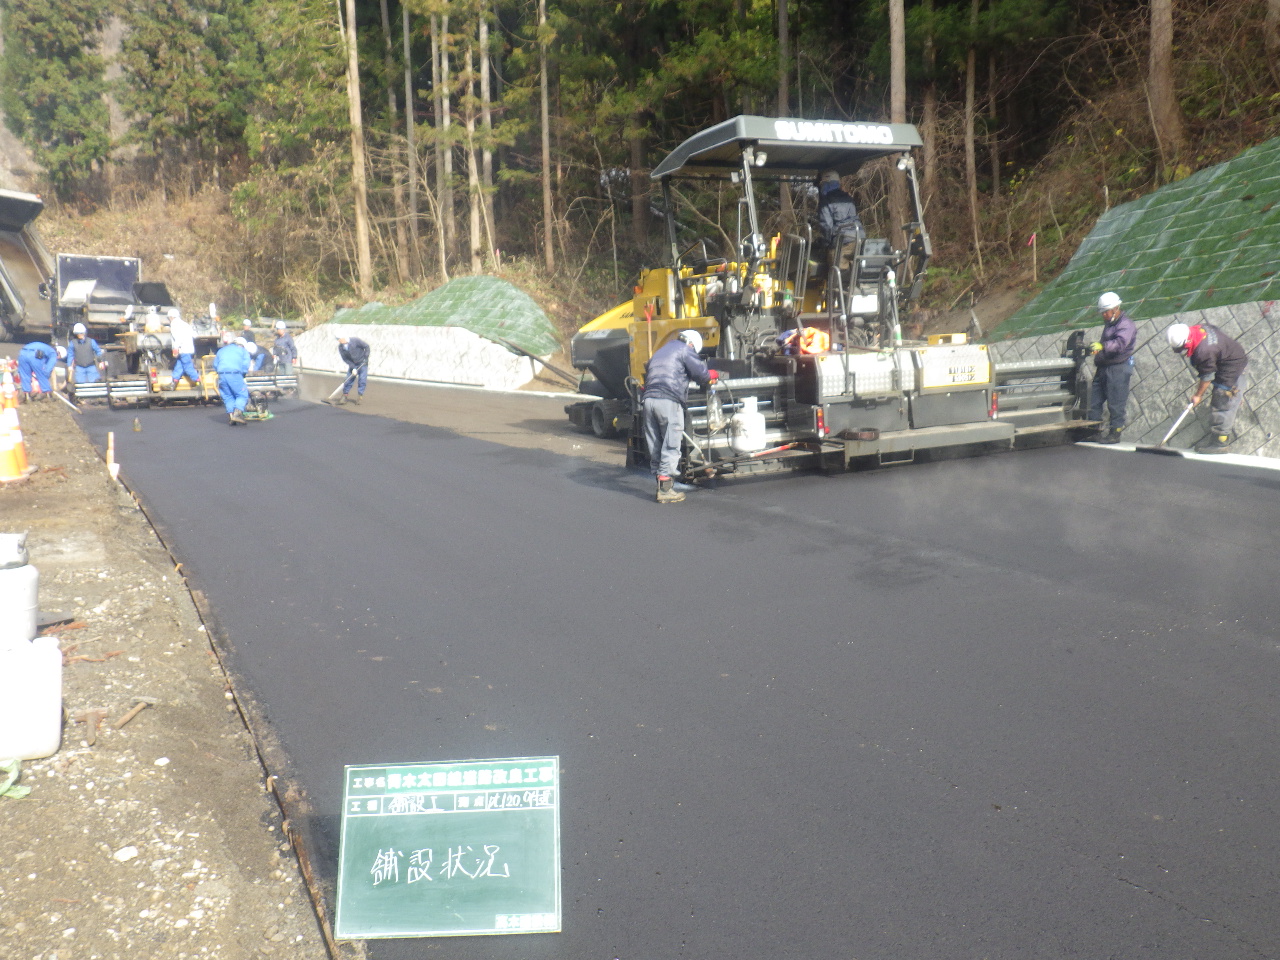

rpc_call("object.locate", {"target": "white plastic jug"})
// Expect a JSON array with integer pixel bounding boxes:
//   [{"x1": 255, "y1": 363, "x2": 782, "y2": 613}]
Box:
[
  {"x1": 0, "y1": 533, "x2": 38, "y2": 650},
  {"x1": 730, "y1": 395, "x2": 768, "y2": 454},
  {"x1": 0, "y1": 636, "x2": 63, "y2": 760}
]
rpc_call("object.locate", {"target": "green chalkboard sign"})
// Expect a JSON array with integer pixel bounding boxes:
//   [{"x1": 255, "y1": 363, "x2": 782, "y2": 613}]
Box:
[{"x1": 333, "y1": 756, "x2": 561, "y2": 940}]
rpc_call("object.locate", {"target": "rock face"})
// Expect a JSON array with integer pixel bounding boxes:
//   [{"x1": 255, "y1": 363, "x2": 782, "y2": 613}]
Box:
[
  {"x1": 991, "y1": 300, "x2": 1280, "y2": 455},
  {"x1": 297, "y1": 323, "x2": 548, "y2": 391}
]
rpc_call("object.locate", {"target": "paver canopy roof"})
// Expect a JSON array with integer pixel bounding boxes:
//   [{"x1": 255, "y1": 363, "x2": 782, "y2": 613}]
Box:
[
  {"x1": 1002, "y1": 136, "x2": 1280, "y2": 338},
  {"x1": 650, "y1": 115, "x2": 923, "y2": 180}
]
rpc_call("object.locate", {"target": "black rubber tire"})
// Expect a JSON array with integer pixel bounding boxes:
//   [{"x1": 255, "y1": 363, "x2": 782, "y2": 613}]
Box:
[{"x1": 590, "y1": 402, "x2": 616, "y2": 439}]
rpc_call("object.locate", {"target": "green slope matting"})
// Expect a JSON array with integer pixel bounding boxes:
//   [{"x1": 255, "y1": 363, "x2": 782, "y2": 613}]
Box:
[
  {"x1": 1001, "y1": 137, "x2": 1280, "y2": 339},
  {"x1": 331, "y1": 275, "x2": 559, "y2": 356}
]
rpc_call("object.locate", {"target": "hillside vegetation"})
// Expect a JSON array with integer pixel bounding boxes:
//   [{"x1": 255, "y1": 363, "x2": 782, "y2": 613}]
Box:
[{"x1": 3, "y1": 0, "x2": 1277, "y2": 339}]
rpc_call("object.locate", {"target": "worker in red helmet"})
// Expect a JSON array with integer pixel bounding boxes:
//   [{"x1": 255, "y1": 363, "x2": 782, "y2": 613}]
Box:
[{"x1": 1165, "y1": 321, "x2": 1249, "y2": 454}]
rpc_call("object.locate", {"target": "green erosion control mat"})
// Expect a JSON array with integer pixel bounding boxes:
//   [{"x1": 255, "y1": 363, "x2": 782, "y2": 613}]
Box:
[
  {"x1": 332, "y1": 276, "x2": 559, "y2": 356},
  {"x1": 1002, "y1": 137, "x2": 1280, "y2": 338}
]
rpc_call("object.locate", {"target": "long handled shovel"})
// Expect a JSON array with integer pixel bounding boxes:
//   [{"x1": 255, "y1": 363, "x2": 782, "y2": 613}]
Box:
[
  {"x1": 1137, "y1": 399, "x2": 1196, "y2": 456},
  {"x1": 323, "y1": 368, "x2": 358, "y2": 405}
]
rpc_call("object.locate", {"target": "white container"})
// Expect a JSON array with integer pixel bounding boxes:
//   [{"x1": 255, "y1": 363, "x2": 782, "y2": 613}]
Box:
[
  {"x1": 0, "y1": 533, "x2": 38, "y2": 650},
  {"x1": 0, "y1": 636, "x2": 63, "y2": 760},
  {"x1": 730, "y1": 395, "x2": 768, "y2": 453}
]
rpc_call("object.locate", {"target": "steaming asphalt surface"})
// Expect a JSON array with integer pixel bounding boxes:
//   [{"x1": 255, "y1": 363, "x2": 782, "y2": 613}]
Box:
[{"x1": 78, "y1": 388, "x2": 1280, "y2": 960}]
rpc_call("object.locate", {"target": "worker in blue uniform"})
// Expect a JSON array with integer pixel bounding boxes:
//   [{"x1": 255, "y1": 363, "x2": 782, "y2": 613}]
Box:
[
  {"x1": 214, "y1": 335, "x2": 251, "y2": 425},
  {"x1": 17, "y1": 342, "x2": 63, "y2": 398},
  {"x1": 67, "y1": 323, "x2": 105, "y2": 384},
  {"x1": 333, "y1": 333, "x2": 370, "y2": 404}
]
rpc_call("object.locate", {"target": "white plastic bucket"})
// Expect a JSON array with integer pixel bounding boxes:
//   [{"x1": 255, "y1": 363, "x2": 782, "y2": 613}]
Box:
[{"x1": 0, "y1": 637, "x2": 63, "y2": 760}]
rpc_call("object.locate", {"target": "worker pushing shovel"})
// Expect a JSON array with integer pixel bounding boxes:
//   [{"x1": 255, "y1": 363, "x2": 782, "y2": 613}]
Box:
[{"x1": 324, "y1": 333, "x2": 370, "y2": 406}]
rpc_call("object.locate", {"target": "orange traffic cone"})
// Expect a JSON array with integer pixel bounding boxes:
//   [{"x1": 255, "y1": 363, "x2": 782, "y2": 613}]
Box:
[
  {"x1": 1, "y1": 406, "x2": 33, "y2": 479},
  {"x1": 1, "y1": 370, "x2": 17, "y2": 410}
]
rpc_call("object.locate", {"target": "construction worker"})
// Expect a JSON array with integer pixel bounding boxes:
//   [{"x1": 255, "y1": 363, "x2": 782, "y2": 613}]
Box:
[
  {"x1": 642, "y1": 330, "x2": 717, "y2": 504},
  {"x1": 272, "y1": 320, "x2": 298, "y2": 374},
  {"x1": 16, "y1": 342, "x2": 63, "y2": 398},
  {"x1": 67, "y1": 323, "x2": 105, "y2": 384},
  {"x1": 243, "y1": 338, "x2": 268, "y2": 371},
  {"x1": 333, "y1": 333, "x2": 370, "y2": 404},
  {"x1": 240, "y1": 318, "x2": 257, "y2": 344},
  {"x1": 1166, "y1": 321, "x2": 1249, "y2": 454},
  {"x1": 815, "y1": 169, "x2": 864, "y2": 275},
  {"x1": 214, "y1": 334, "x2": 251, "y2": 425},
  {"x1": 1087, "y1": 292, "x2": 1137, "y2": 444},
  {"x1": 166, "y1": 308, "x2": 201, "y2": 388}
]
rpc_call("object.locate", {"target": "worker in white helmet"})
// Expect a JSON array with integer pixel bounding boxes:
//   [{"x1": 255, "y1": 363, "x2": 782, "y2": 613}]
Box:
[
  {"x1": 1165, "y1": 320, "x2": 1249, "y2": 454},
  {"x1": 66, "y1": 322, "x2": 105, "y2": 385},
  {"x1": 641, "y1": 329, "x2": 717, "y2": 504},
  {"x1": 1086, "y1": 292, "x2": 1137, "y2": 444},
  {"x1": 271, "y1": 320, "x2": 299, "y2": 375},
  {"x1": 166, "y1": 308, "x2": 201, "y2": 389}
]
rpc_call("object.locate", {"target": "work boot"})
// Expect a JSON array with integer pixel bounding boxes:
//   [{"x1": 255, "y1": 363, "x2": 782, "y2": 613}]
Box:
[
  {"x1": 350, "y1": 394, "x2": 361, "y2": 405},
  {"x1": 655, "y1": 476, "x2": 686, "y2": 504},
  {"x1": 1096, "y1": 427, "x2": 1122, "y2": 444},
  {"x1": 1195, "y1": 432, "x2": 1231, "y2": 454},
  {"x1": 230, "y1": 410, "x2": 247, "y2": 425}
]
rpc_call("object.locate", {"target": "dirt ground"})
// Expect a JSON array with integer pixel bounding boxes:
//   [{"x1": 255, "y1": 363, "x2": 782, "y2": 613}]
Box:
[{"x1": 0, "y1": 395, "x2": 331, "y2": 960}]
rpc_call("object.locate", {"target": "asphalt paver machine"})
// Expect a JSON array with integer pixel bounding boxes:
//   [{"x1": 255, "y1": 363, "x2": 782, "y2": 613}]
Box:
[{"x1": 567, "y1": 115, "x2": 1091, "y2": 479}]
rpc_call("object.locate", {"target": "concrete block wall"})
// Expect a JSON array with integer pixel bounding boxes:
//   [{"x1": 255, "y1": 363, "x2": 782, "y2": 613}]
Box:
[
  {"x1": 295, "y1": 324, "x2": 547, "y2": 391},
  {"x1": 989, "y1": 300, "x2": 1280, "y2": 456}
]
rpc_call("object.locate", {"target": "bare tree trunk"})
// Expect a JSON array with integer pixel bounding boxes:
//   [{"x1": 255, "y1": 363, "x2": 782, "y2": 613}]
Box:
[
  {"x1": 921, "y1": 0, "x2": 938, "y2": 213},
  {"x1": 777, "y1": 0, "x2": 792, "y2": 222},
  {"x1": 403, "y1": 4, "x2": 420, "y2": 276},
  {"x1": 440, "y1": 8, "x2": 456, "y2": 258},
  {"x1": 987, "y1": 53, "x2": 1000, "y2": 198},
  {"x1": 380, "y1": 0, "x2": 409, "y2": 284},
  {"x1": 630, "y1": 125, "x2": 648, "y2": 249},
  {"x1": 1148, "y1": 0, "x2": 1185, "y2": 179},
  {"x1": 964, "y1": 0, "x2": 984, "y2": 281},
  {"x1": 539, "y1": 0, "x2": 555, "y2": 272},
  {"x1": 478, "y1": 4, "x2": 496, "y2": 259},
  {"x1": 465, "y1": 38, "x2": 482, "y2": 273},
  {"x1": 431, "y1": 15, "x2": 447, "y2": 271},
  {"x1": 342, "y1": 0, "x2": 374, "y2": 300},
  {"x1": 888, "y1": 0, "x2": 908, "y2": 251},
  {"x1": 1267, "y1": 0, "x2": 1280, "y2": 87}
]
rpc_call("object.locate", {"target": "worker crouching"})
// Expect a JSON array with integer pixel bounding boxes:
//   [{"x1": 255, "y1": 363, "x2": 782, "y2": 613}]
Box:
[
  {"x1": 214, "y1": 334, "x2": 251, "y2": 425},
  {"x1": 1166, "y1": 322, "x2": 1249, "y2": 454},
  {"x1": 642, "y1": 330, "x2": 716, "y2": 504}
]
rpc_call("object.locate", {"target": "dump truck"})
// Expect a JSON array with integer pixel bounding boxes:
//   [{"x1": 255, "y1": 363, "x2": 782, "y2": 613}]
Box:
[
  {"x1": 566, "y1": 114, "x2": 1091, "y2": 479},
  {"x1": 0, "y1": 188, "x2": 55, "y2": 342}
]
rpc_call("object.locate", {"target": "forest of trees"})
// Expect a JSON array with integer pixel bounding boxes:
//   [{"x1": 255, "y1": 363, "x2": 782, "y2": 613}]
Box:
[{"x1": 1, "y1": 0, "x2": 1278, "y2": 323}]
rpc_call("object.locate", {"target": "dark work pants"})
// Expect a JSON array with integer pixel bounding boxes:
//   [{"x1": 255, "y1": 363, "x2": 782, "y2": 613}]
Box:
[{"x1": 1089, "y1": 361, "x2": 1133, "y2": 432}]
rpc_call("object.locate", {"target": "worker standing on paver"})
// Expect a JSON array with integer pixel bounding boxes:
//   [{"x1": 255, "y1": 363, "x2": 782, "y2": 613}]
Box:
[
  {"x1": 272, "y1": 321, "x2": 298, "y2": 374},
  {"x1": 1087, "y1": 292, "x2": 1137, "y2": 444},
  {"x1": 642, "y1": 330, "x2": 717, "y2": 504},
  {"x1": 332, "y1": 333, "x2": 370, "y2": 405},
  {"x1": 1166, "y1": 321, "x2": 1249, "y2": 454},
  {"x1": 214, "y1": 334, "x2": 251, "y2": 425},
  {"x1": 67, "y1": 323, "x2": 105, "y2": 384},
  {"x1": 815, "y1": 169, "x2": 864, "y2": 275},
  {"x1": 17, "y1": 341, "x2": 63, "y2": 399},
  {"x1": 166, "y1": 308, "x2": 202, "y2": 388}
]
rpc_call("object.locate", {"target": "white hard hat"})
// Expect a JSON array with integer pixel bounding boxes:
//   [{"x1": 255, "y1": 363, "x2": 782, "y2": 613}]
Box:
[
  {"x1": 233, "y1": 336, "x2": 247, "y2": 346},
  {"x1": 242, "y1": 318, "x2": 252, "y2": 327},
  {"x1": 56, "y1": 345, "x2": 67, "y2": 360},
  {"x1": 1166, "y1": 323, "x2": 1190, "y2": 349},
  {"x1": 72, "y1": 322, "x2": 87, "y2": 335},
  {"x1": 818, "y1": 169, "x2": 841, "y2": 186},
  {"x1": 1097, "y1": 292, "x2": 1121, "y2": 312},
  {"x1": 678, "y1": 329, "x2": 703, "y2": 354},
  {"x1": 167, "y1": 307, "x2": 180, "y2": 320},
  {"x1": 334, "y1": 331, "x2": 348, "y2": 342},
  {"x1": 275, "y1": 320, "x2": 287, "y2": 331}
]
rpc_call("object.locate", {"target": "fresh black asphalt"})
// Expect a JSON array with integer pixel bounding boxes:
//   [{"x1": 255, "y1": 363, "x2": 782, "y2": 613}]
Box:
[{"x1": 80, "y1": 397, "x2": 1280, "y2": 959}]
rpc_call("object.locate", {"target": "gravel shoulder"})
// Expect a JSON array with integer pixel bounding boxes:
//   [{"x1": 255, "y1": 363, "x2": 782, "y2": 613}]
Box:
[{"x1": 1, "y1": 397, "x2": 331, "y2": 960}]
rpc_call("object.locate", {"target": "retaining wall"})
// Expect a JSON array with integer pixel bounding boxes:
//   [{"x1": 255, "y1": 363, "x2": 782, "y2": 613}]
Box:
[{"x1": 989, "y1": 300, "x2": 1280, "y2": 456}]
